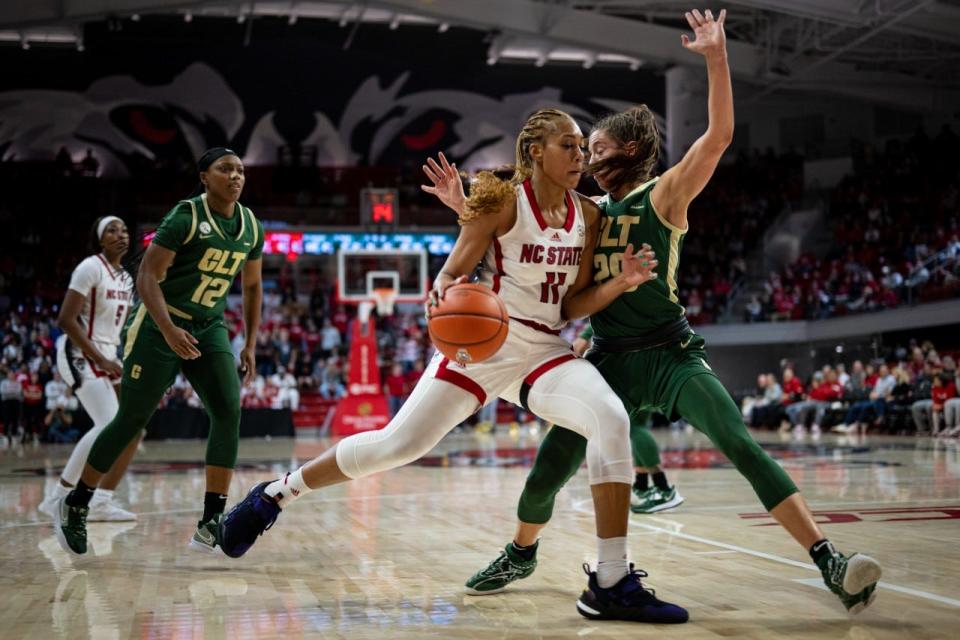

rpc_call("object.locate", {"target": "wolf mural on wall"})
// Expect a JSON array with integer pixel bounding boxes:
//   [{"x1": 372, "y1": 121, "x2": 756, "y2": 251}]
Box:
[{"x1": 0, "y1": 62, "x2": 661, "y2": 176}]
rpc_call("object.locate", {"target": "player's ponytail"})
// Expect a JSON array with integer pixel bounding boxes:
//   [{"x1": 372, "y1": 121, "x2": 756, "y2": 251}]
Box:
[
  {"x1": 460, "y1": 109, "x2": 573, "y2": 223},
  {"x1": 586, "y1": 106, "x2": 661, "y2": 194}
]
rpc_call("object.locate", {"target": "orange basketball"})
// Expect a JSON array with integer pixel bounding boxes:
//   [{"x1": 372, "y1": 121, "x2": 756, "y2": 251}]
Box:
[{"x1": 428, "y1": 283, "x2": 509, "y2": 365}]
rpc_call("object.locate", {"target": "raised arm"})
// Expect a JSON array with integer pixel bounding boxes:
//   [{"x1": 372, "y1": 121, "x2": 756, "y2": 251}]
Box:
[{"x1": 650, "y1": 8, "x2": 733, "y2": 231}]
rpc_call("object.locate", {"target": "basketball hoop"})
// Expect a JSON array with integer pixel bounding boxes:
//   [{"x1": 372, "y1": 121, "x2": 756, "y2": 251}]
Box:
[{"x1": 372, "y1": 287, "x2": 397, "y2": 317}]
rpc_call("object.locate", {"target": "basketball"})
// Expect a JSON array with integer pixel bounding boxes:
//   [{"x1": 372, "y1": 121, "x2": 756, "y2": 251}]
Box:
[{"x1": 428, "y1": 283, "x2": 509, "y2": 365}]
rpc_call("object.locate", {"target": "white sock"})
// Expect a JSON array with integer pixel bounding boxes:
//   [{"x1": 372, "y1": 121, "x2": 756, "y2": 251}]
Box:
[
  {"x1": 265, "y1": 469, "x2": 311, "y2": 508},
  {"x1": 51, "y1": 483, "x2": 71, "y2": 499},
  {"x1": 596, "y1": 536, "x2": 629, "y2": 588}
]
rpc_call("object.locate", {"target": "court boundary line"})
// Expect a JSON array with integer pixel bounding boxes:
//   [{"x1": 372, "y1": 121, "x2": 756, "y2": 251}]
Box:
[{"x1": 570, "y1": 498, "x2": 960, "y2": 609}]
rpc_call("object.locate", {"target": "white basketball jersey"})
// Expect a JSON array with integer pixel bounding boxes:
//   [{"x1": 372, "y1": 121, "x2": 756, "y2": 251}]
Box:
[
  {"x1": 67, "y1": 254, "x2": 134, "y2": 347},
  {"x1": 478, "y1": 180, "x2": 586, "y2": 332}
]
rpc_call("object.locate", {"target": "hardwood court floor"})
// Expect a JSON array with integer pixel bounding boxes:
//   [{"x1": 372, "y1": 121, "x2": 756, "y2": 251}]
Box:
[{"x1": 1, "y1": 427, "x2": 957, "y2": 639}]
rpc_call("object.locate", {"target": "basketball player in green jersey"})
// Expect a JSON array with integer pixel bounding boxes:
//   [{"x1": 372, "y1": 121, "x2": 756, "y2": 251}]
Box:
[
  {"x1": 463, "y1": 9, "x2": 882, "y2": 615},
  {"x1": 574, "y1": 324, "x2": 683, "y2": 515},
  {"x1": 54, "y1": 147, "x2": 265, "y2": 556}
]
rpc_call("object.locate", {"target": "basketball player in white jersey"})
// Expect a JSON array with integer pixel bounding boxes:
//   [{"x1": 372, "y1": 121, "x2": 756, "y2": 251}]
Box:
[
  {"x1": 38, "y1": 216, "x2": 140, "y2": 521},
  {"x1": 220, "y1": 109, "x2": 689, "y2": 623}
]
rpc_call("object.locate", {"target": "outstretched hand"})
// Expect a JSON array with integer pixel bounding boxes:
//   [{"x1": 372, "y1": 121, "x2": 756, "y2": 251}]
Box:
[
  {"x1": 681, "y1": 8, "x2": 726, "y2": 58},
  {"x1": 421, "y1": 152, "x2": 466, "y2": 215},
  {"x1": 618, "y1": 243, "x2": 659, "y2": 288}
]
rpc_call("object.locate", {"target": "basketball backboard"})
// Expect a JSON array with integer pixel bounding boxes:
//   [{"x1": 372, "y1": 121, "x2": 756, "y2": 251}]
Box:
[{"x1": 337, "y1": 249, "x2": 428, "y2": 308}]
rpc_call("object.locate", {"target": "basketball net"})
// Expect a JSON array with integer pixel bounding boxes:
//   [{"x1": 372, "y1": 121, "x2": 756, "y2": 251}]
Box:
[{"x1": 358, "y1": 288, "x2": 397, "y2": 325}]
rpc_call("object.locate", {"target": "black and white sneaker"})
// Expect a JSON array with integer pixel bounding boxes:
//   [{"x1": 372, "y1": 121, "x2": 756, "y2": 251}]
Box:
[{"x1": 576, "y1": 564, "x2": 689, "y2": 623}]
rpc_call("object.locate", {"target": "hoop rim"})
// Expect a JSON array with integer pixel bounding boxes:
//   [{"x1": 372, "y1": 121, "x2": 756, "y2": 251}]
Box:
[{"x1": 371, "y1": 287, "x2": 398, "y2": 316}]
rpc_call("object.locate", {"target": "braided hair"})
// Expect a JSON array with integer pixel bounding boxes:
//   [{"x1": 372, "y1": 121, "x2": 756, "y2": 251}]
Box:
[{"x1": 461, "y1": 109, "x2": 575, "y2": 223}]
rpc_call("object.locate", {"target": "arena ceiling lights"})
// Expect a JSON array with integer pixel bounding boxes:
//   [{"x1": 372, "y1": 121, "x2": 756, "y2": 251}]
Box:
[{"x1": 1, "y1": 0, "x2": 957, "y2": 110}]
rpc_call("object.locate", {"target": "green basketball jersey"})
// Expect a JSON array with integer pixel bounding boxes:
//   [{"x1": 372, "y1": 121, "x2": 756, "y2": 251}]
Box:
[
  {"x1": 150, "y1": 193, "x2": 264, "y2": 323},
  {"x1": 590, "y1": 177, "x2": 687, "y2": 337}
]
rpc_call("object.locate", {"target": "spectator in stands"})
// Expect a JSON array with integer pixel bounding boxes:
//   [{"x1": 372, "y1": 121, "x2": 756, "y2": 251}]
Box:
[
  {"x1": 931, "y1": 373, "x2": 957, "y2": 436},
  {"x1": 404, "y1": 358, "x2": 425, "y2": 396},
  {"x1": 274, "y1": 328, "x2": 299, "y2": 374},
  {"x1": 777, "y1": 367, "x2": 805, "y2": 433},
  {"x1": 833, "y1": 363, "x2": 896, "y2": 435},
  {"x1": 45, "y1": 387, "x2": 80, "y2": 443},
  {"x1": 786, "y1": 369, "x2": 844, "y2": 435},
  {"x1": 28, "y1": 345, "x2": 52, "y2": 376},
  {"x1": 22, "y1": 371, "x2": 44, "y2": 441},
  {"x1": 942, "y1": 370, "x2": 960, "y2": 437},
  {"x1": 318, "y1": 358, "x2": 346, "y2": 400},
  {"x1": 844, "y1": 360, "x2": 868, "y2": 403},
  {"x1": 751, "y1": 373, "x2": 783, "y2": 428},
  {"x1": 55, "y1": 146, "x2": 73, "y2": 176},
  {"x1": 319, "y1": 319, "x2": 341, "y2": 359},
  {"x1": 907, "y1": 347, "x2": 926, "y2": 379},
  {"x1": 384, "y1": 362, "x2": 406, "y2": 417},
  {"x1": 254, "y1": 332, "x2": 275, "y2": 377},
  {"x1": 744, "y1": 295, "x2": 763, "y2": 323},
  {"x1": 2, "y1": 334, "x2": 22, "y2": 367},
  {"x1": 943, "y1": 355, "x2": 957, "y2": 376},
  {"x1": 79, "y1": 149, "x2": 100, "y2": 178},
  {"x1": 269, "y1": 365, "x2": 300, "y2": 411},
  {"x1": 1, "y1": 367, "x2": 23, "y2": 442},
  {"x1": 910, "y1": 363, "x2": 934, "y2": 433},
  {"x1": 44, "y1": 370, "x2": 67, "y2": 410},
  {"x1": 740, "y1": 373, "x2": 767, "y2": 423},
  {"x1": 836, "y1": 363, "x2": 850, "y2": 387},
  {"x1": 397, "y1": 327, "x2": 422, "y2": 373}
]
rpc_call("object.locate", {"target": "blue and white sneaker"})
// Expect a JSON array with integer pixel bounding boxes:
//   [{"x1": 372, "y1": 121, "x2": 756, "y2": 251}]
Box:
[
  {"x1": 576, "y1": 564, "x2": 689, "y2": 623},
  {"x1": 219, "y1": 481, "x2": 281, "y2": 558}
]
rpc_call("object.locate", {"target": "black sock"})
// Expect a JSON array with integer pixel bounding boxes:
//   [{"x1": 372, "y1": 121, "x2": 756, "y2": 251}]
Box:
[
  {"x1": 511, "y1": 540, "x2": 539, "y2": 561},
  {"x1": 652, "y1": 471, "x2": 670, "y2": 491},
  {"x1": 203, "y1": 491, "x2": 228, "y2": 523},
  {"x1": 66, "y1": 480, "x2": 96, "y2": 508},
  {"x1": 809, "y1": 539, "x2": 836, "y2": 565},
  {"x1": 634, "y1": 472, "x2": 649, "y2": 491}
]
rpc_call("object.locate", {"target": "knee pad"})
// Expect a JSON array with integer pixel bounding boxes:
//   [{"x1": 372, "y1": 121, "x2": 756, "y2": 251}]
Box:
[{"x1": 585, "y1": 405, "x2": 633, "y2": 485}]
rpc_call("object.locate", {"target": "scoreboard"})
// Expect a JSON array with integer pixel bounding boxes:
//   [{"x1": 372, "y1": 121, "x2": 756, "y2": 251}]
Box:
[{"x1": 360, "y1": 188, "x2": 398, "y2": 228}]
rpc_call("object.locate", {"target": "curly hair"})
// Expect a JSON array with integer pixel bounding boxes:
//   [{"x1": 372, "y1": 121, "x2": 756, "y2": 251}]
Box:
[
  {"x1": 586, "y1": 105, "x2": 660, "y2": 194},
  {"x1": 460, "y1": 108, "x2": 574, "y2": 223}
]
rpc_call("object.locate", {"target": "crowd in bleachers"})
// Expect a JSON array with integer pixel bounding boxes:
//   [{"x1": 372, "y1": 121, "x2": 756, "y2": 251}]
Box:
[
  {"x1": 746, "y1": 126, "x2": 960, "y2": 322},
  {"x1": 1, "y1": 309, "x2": 85, "y2": 444},
  {"x1": 677, "y1": 148, "x2": 803, "y2": 325},
  {"x1": 742, "y1": 339, "x2": 959, "y2": 437}
]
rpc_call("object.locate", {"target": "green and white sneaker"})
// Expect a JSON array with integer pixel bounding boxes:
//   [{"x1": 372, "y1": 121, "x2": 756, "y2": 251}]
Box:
[
  {"x1": 54, "y1": 496, "x2": 89, "y2": 556},
  {"x1": 464, "y1": 542, "x2": 538, "y2": 595},
  {"x1": 630, "y1": 485, "x2": 646, "y2": 509},
  {"x1": 631, "y1": 486, "x2": 685, "y2": 514},
  {"x1": 188, "y1": 514, "x2": 223, "y2": 554},
  {"x1": 816, "y1": 547, "x2": 882, "y2": 614}
]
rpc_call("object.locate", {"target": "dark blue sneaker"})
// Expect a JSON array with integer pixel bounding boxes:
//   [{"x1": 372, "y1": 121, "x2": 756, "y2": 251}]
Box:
[
  {"x1": 576, "y1": 564, "x2": 689, "y2": 623},
  {"x1": 219, "y1": 481, "x2": 281, "y2": 558}
]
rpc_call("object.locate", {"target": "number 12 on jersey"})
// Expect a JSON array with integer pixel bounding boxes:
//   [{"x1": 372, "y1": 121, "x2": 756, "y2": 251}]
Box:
[{"x1": 191, "y1": 274, "x2": 231, "y2": 308}]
